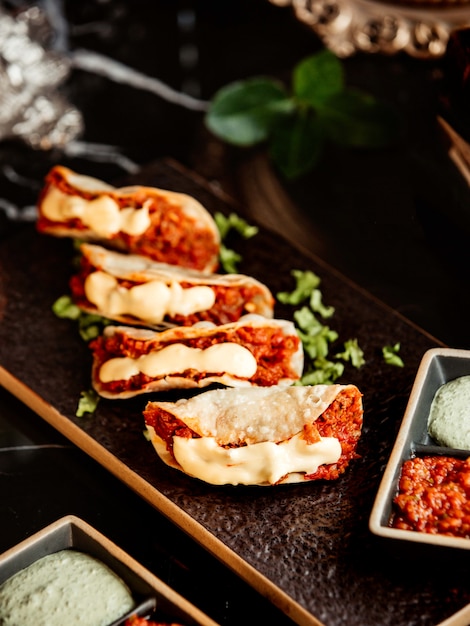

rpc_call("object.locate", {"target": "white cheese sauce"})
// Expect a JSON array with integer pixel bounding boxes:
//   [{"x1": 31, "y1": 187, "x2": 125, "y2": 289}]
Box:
[
  {"x1": 0, "y1": 549, "x2": 135, "y2": 626},
  {"x1": 428, "y1": 375, "x2": 470, "y2": 450},
  {"x1": 171, "y1": 432, "x2": 341, "y2": 485},
  {"x1": 42, "y1": 187, "x2": 151, "y2": 236},
  {"x1": 85, "y1": 270, "x2": 215, "y2": 323},
  {"x1": 99, "y1": 342, "x2": 258, "y2": 383}
]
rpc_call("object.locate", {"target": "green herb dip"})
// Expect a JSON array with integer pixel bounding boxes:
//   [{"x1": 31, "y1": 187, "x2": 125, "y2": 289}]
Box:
[
  {"x1": 0, "y1": 549, "x2": 135, "y2": 626},
  {"x1": 428, "y1": 375, "x2": 470, "y2": 450}
]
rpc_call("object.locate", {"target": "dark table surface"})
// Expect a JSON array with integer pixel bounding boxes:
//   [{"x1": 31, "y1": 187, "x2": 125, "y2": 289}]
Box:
[{"x1": 1, "y1": 1, "x2": 470, "y2": 625}]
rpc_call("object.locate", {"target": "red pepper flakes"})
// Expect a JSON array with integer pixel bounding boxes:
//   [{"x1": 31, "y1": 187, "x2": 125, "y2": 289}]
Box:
[{"x1": 391, "y1": 455, "x2": 470, "y2": 538}]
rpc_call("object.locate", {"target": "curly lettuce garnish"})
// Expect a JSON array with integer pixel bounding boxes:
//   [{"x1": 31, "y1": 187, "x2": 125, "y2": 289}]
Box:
[
  {"x1": 215, "y1": 211, "x2": 258, "y2": 273},
  {"x1": 382, "y1": 343, "x2": 404, "y2": 368},
  {"x1": 336, "y1": 338, "x2": 366, "y2": 369},
  {"x1": 278, "y1": 269, "x2": 364, "y2": 385},
  {"x1": 52, "y1": 295, "x2": 112, "y2": 342},
  {"x1": 279, "y1": 269, "x2": 403, "y2": 383},
  {"x1": 76, "y1": 389, "x2": 100, "y2": 417},
  {"x1": 52, "y1": 295, "x2": 110, "y2": 417}
]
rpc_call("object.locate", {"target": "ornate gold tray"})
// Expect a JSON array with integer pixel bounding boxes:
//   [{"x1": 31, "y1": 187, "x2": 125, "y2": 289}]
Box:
[{"x1": 270, "y1": 0, "x2": 470, "y2": 57}]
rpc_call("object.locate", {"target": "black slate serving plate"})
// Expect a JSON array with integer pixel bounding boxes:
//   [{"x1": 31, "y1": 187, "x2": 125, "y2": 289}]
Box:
[{"x1": 0, "y1": 159, "x2": 469, "y2": 626}]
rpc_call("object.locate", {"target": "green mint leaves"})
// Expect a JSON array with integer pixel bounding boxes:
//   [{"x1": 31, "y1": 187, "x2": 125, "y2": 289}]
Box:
[
  {"x1": 205, "y1": 49, "x2": 398, "y2": 179},
  {"x1": 205, "y1": 78, "x2": 292, "y2": 147},
  {"x1": 293, "y1": 50, "x2": 344, "y2": 107}
]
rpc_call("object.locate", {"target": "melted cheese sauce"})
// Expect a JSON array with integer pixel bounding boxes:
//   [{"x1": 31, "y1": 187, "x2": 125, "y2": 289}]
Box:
[
  {"x1": 42, "y1": 187, "x2": 151, "y2": 236},
  {"x1": 172, "y1": 432, "x2": 342, "y2": 485},
  {"x1": 99, "y1": 342, "x2": 258, "y2": 383},
  {"x1": 85, "y1": 271, "x2": 215, "y2": 323},
  {"x1": 0, "y1": 549, "x2": 134, "y2": 626}
]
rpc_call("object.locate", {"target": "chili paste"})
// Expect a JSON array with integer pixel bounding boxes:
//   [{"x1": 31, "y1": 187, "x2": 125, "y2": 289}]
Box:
[{"x1": 391, "y1": 455, "x2": 470, "y2": 538}]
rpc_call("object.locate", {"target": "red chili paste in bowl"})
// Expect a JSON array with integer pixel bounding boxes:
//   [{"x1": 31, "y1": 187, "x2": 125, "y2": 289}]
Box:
[{"x1": 391, "y1": 456, "x2": 470, "y2": 538}]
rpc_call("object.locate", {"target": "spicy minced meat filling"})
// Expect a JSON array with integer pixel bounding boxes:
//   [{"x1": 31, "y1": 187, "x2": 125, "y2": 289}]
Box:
[
  {"x1": 144, "y1": 387, "x2": 363, "y2": 479},
  {"x1": 125, "y1": 200, "x2": 218, "y2": 269},
  {"x1": 170, "y1": 284, "x2": 267, "y2": 325},
  {"x1": 70, "y1": 266, "x2": 266, "y2": 325},
  {"x1": 145, "y1": 407, "x2": 196, "y2": 450},
  {"x1": 391, "y1": 455, "x2": 470, "y2": 538},
  {"x1": 90, "y1": 326, "x2": 300, "y2": 392},
  {"x1": 38, "y1": 176, "x2": 218, "y2": 270},
  {"x1": 304, "y1": 387, "x2": 363, "y2": 480}
]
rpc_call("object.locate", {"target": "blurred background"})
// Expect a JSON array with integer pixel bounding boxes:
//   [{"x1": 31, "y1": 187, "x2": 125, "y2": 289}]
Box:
[{"x1": 1, "y1": 0, "x2": 470, "y2": 349}]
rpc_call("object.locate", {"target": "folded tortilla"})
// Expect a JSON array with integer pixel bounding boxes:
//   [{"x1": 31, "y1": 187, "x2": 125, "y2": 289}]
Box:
[
  {"x1": 89, "y1": 315, "x2": 303, "y2": 398},
  {"x1": 71, "y1": 243, "x2": 274, "y2": 328},
  {"x1": 143, "y1": 384, "x2": 363, "y2": 485},
  {"x1": 36, "y1": 165, "x2": 220, "y2": 272}
]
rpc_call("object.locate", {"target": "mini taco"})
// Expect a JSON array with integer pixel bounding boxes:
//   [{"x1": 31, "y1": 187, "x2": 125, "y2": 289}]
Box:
[
  {"x1": 89, "y1": 315, "x2": 303, "y2": 398},
  {"x1": 70, "y1": 243, "x2": 274, "y2": 328},
  {"x1": 37, "y1": 165, "x2": 220, "y2": 272},
  {"x1": 143, "y1": 384, "x2": 363, "y2": 485}
]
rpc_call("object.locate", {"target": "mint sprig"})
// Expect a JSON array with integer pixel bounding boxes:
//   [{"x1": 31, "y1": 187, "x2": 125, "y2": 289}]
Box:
[{"x1": 205, "y1": 49, "x2": 399, "y2": 179}]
